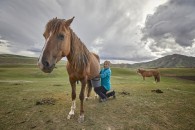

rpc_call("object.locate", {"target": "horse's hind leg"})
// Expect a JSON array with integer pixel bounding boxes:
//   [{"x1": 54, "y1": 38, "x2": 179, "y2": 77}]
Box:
[
  {"x1": 154, "y1": 76, "x2": 157, "y2": 83},
  {"x1": 85, "y1": 80, "x2": 92, "y2": 100},
  {"x1": 154, "y1": 76, "x2": 158, "y2": 83},
  {"x1": 67, "y1": 80, "x2": 76, "y2": 119}
]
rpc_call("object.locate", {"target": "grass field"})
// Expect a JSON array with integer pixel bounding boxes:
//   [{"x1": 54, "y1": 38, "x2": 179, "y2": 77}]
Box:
[{"x1": 0, "y1": 64, "x2": 195, "y2": 130}]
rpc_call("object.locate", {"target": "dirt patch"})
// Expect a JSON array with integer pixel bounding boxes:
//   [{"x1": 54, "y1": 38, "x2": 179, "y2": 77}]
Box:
[
  {"x1": 118, "y1": 91, "x2": 130, "y2": 96},
  {"x1": 151, "y1": 89, "x2": 163, "y2": 93},
  {"x1": 53, "y1": 84, "x2": 63, "y2": 86},
  {"x1": 36, "y1": 98, "x2": 56, "y2": 105},
  {"x1": 12, "y1": 83, "x2": 22, "y2": 86}
]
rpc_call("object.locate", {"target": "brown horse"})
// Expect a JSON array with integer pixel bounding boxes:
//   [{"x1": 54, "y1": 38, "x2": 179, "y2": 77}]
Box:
[
  {"x1": 137, "y1": 69, "x2": 160, "y2": 82},
  {"x1": 37, "y1": 17, "x2": 100, "y2": 122}
]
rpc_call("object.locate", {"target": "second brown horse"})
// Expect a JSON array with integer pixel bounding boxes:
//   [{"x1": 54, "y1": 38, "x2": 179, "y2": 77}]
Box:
[{"x1": 137, "y1": 69, "x2": 160, "y2": 82}]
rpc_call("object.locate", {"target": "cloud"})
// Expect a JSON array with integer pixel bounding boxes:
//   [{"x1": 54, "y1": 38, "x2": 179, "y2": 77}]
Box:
[
  {"x1": 142, "y1": 0, "x2": 195, "y2": 56},
  {"x1": 0, "y1": 1, "x2": 65, "y2": 47},
  {"x1": 0, "y1": 0, "x2": 153, "y2": 62},
  {"x1": 0, "y1": 0, "x2": 194, "y2": 63},
  {"x1": 0, "y1": 38, "x2": 12, "y2": 54}
]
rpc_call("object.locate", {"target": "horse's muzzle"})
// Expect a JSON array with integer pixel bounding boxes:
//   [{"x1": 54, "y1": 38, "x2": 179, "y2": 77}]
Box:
[
  {"x1": 42, "y1": 65, "x2": 55, "y2": 73},
  {"x1": 37, "y1": 61, "x2": 55, "y2": 73}
]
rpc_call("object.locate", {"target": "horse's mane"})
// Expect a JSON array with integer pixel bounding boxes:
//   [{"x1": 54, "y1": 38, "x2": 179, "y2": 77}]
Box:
[
  {"x1": 69, "y1": 29, "x2": 90, "y2": 72},
  {"x1": 45, "y1": 18, "x2": 65, "y2": 35}
]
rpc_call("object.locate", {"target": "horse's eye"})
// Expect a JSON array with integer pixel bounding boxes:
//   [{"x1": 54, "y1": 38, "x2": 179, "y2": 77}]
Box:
[{"x1": 58, "y1": 34, "x2": 64, "y2": 40}]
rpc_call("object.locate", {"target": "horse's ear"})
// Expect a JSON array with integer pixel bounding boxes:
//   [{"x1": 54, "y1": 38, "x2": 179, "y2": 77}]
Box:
[{"x1": 65, "y1": 16, "x2": 75, "y2": 27}]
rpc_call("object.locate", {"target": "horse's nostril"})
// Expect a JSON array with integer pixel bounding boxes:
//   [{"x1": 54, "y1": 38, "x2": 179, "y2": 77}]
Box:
[{"x1": 43, "y1": 61, "x2": 50, "y2": 68}]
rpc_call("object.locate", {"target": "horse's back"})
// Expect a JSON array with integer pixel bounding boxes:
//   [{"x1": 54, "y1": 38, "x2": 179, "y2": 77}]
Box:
[
  {"x1": 143, "y1": 70, "x2": 158, "y2": 77},
  {"x1": 151, "y1": 70, "x2": 159, "y2": 75},
  {"x1": 143, "y1": 71, "x2": 153, "y2": 77}
]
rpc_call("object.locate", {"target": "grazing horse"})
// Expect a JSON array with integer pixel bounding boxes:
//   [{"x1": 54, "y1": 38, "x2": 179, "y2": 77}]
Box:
[
  {"x1": 37, "y1": 17, "x2": 100, "y2": 122},
  {"x1": 137, "y1": 69, "x2": 160, "y2": 82}
]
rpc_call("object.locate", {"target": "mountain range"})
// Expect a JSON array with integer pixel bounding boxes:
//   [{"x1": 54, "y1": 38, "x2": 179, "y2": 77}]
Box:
[
  {"x1": 0, "y1": 54, "x2": 195, "y2": 68},
  {"x1": 112, "y1": 54, "x2": 195, "y2": 68}
]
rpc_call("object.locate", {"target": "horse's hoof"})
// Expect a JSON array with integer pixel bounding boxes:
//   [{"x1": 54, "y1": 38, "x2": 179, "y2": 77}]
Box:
[
  {"x1": 67, "y1": 114, "x2": 71, "y2": 119},
  {"x1": 78, "y1": 115, "x2": 84, "y2": 123}
]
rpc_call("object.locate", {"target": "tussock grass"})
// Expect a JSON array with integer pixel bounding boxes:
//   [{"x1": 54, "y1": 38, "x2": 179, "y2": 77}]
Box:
[{"x1": 0, "y1": 65, "x2": 195, "y2": 130}]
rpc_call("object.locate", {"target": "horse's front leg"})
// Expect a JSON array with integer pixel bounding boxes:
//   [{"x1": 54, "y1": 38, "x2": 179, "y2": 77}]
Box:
[
  {"x1": 78, "y1": 79, "x2": 87, "y2": 123},
  {"x1": 67, "y1": 80, "x2": 76, "y2": 120}
]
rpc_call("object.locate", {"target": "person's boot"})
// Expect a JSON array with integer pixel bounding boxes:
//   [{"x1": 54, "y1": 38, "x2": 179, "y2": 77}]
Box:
[
  {"x1": 112, "y1": 90, "x2": 116, "y2": 99},
  {"x1": 106, "y1": 90, "x2": 116, "y2": 98}
]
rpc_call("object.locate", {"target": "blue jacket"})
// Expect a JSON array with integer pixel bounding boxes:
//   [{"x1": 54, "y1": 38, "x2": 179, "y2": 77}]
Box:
[{"x1": 100, "y1": 68, "x2": 111, "y2": 91}]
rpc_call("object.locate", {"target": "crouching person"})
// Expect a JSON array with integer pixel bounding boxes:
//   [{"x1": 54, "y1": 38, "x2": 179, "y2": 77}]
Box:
[{"x1": 94, "y1": 60, "x2": 115, "y2": 102}]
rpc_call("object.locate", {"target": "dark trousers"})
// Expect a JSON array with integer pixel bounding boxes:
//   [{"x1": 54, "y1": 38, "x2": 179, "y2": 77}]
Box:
[
  {"x1": 94, "y1": 86, "x2": 107, "y2": 99},
  {"x1": 94, "y1": 86, "x2": 115, "y2": 99}
]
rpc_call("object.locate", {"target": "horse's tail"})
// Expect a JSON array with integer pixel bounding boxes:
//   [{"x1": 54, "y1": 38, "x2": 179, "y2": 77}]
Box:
[{"x1": 156, "y1": 72, "x2": 160, "y2": 82}]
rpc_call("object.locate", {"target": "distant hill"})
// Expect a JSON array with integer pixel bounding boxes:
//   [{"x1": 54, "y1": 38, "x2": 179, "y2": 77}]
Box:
[
  {"x1": 0, "y1": 54, "x2": 67, "y2": 66},
  {"x1": 0, "y1": 54, "x2": 38, "y2": 65},
  {"x1": 1, "y1": 54, "x2": 195, "y2": 68},
  {"x1": 117, "y1": 54, "x2": 195, "y2": 68}
]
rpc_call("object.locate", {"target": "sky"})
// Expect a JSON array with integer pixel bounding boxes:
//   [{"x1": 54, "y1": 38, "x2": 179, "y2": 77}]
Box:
[{"x1": 0, "y1": 0, "x2": 195, "y2": 64}]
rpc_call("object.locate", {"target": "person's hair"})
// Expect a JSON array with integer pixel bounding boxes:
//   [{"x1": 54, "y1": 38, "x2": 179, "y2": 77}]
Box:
[{"x1": 104, "y1": 60, "x2": 111, "y2": 66}]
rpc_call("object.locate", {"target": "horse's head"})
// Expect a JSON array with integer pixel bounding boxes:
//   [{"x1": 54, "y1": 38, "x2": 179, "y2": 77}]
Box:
[
  {"x1": 137, "y1": 69, "x2": 145, "y2": 75},
  {"x1": 38, "y1": 17, "x2": 74, "y2": 73},
  {"x1": 137, "y1": 69, "x2": 141, "y2": 74}
]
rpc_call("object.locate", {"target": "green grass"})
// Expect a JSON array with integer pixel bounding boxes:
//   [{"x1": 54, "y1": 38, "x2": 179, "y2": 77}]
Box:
[{"x1": 0, "y1": 64, "x2": 195, "y2": 130}]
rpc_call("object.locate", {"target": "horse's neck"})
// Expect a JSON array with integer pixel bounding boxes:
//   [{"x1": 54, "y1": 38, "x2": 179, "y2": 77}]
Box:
[
  {"x1": 67, "y1": 30, "x2": 89, "y2": 62},
  {"x1": 66, "y1": 29, "x2": 90, "y2": 73}
]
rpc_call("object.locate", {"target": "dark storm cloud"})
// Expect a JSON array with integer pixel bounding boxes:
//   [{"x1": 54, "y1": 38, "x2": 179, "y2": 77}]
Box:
[{"x1": 142, "y1": 0, "x2": 195, "y2": 48}]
